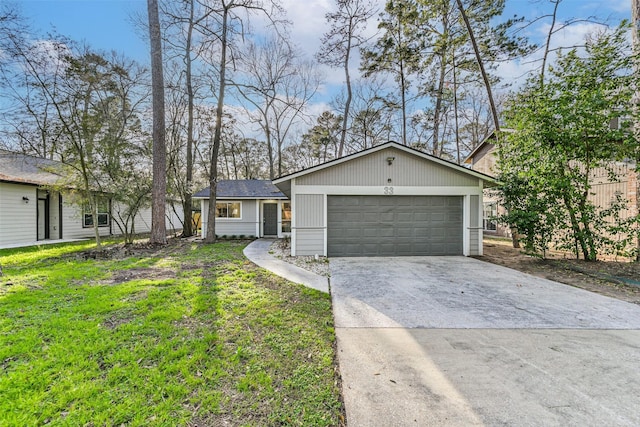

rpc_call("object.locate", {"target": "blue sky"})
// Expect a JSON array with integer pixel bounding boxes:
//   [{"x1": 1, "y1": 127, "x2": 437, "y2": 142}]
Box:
[
  {"x1": 19, "y1": 0, "x2": 148, "y2": 59},
  {"x1": 19, "y1": 0, "x2": 631, "y2": 61},
  {"x1": 15, "y1": 0, "x2": 634, "y2": 111}
]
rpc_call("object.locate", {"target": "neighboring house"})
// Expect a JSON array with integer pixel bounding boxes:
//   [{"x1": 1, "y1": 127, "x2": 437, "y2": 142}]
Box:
[
  {"x1": 273, "y1": 141, "x2": 496, "y2": 257},
  {"x1": 0, "y1": 150, "x2": 183, "y2": 248},
  {"x1": 463, "y1": 133, "x2": 513, "y2": 238},
  {"x1": 194, "y1": 180, "x2": 290, "y2": 239},
  {"x1": 464, "y1": 133, "x2": 639, "y2": 240}
]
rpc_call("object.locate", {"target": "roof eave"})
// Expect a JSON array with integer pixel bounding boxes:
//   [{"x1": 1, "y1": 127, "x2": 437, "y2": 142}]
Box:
[{"x1": 274, "y1": 141, "x2": 497, "y2": 185}]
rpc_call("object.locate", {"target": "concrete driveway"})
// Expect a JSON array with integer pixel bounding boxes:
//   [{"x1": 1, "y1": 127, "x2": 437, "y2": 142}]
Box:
[{"x1": 330, "y1": 256, "x2": 640, "y2": 426}]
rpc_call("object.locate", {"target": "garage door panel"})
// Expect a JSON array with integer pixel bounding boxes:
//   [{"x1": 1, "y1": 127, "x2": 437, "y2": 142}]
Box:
[
  {"x1": 396, "y1": 212, "x2": 414, "y2": 222},
  {"x1": 328, "y1": 196, "x2": 463, "y2": 257},
  {"x1": 379, "y1": 212, "x2": 394, "y2": 221}
]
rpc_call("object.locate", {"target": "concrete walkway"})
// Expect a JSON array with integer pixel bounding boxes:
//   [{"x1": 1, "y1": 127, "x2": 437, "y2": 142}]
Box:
[
  {"x1": 243, "y1": 239, "x2": 329, "y2": 293},
  {"x1": 0, "y1": 238, "x2": 88, "y2": 250}
]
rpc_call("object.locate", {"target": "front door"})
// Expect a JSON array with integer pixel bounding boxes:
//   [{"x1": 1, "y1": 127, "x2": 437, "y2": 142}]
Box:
[
  {"x1": 263, "y1": 203, "x2": 278, "y2": 236},
  {"x1": 37, "y1": 197, "x2": 49, "y2": 240}
]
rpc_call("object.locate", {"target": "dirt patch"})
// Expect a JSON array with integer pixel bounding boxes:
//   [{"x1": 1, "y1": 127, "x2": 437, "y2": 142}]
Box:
[
  {"x1": 107, "y1": 268, "x2": 177, "y2": 285},
  {"x1": 101, "y1": 309, "x2": 135, "y2": 329},
  {"x1": 75, "y1": 237, "x2": 197, "y2": 261},
  {"x1": 478, "y1": 238, "x2": 640, "y2": 305}
]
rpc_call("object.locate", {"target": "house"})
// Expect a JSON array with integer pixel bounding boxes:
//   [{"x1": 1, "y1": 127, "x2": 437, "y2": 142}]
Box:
[
  {"x1": 464, "y1": 132, "x2": 639, "y2": 241},
  {"x1": 273, "y1": 141, "x2": 496, "y2": 257},
  {"x1": 194, "y1": 180, "x2": 289, "y2": 239},
  {"x1": 0, "y1": 150, "x2": 183, "y2": 248},
  {"x1": 463, "y1": 133, "x2": 513, "y2": 238}
]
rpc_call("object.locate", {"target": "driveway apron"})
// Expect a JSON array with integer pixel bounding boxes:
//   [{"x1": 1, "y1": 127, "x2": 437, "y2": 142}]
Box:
[{"x1": 330, "y1": 256, "x2": 640, "y2": 426}]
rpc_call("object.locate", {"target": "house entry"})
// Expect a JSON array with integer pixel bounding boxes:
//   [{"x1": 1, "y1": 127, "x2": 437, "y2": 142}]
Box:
[
  {"x1": 263, "y1": 203, "x2": 278, "y2": 236},
  {"x1": 37, "y1": 196, "x2": 49, "y2": 240}
]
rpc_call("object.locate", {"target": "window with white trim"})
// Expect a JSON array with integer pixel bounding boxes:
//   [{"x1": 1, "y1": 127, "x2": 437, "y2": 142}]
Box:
[
  {"x1": 483, "y1": 202, "x2": 497, "y2": 231},
  {"x1": 281, "y1": 202, "x2": 291, "y2": 233},
  {"x1": 84, "y1": 198, "x2": 110, "y2": 228},
  {"x1": 216, "y1": 202, "x2": 241, "y2": 219}
]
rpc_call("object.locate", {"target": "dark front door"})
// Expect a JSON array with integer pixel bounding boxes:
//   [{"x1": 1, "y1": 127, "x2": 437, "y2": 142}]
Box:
[
  {"x1": 37, "y1": 197, "x2": 50, "y2": 240},
  {"x1": 263, "y1": 203, "x2": 278, "y2": 236}
]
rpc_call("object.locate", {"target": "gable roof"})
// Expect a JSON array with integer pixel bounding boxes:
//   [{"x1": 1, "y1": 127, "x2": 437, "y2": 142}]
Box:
[
  {"x1": 273, "y1": 141, "x2": 497, "y2": 188},
  {"x1": 463, "y1": 129, "x2": 514, "y2": 165},
  {"x1": 193, "y1": 180, "x2": 287, "y2": 200},
  {"x1": 0, "y1": 150, "x2": 65, "y2": 186}
]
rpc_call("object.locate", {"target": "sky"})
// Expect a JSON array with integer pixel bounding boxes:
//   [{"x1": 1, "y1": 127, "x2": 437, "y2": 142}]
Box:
[{"x1": 13, "y1": 0, "x2": 635, "y2": 112}]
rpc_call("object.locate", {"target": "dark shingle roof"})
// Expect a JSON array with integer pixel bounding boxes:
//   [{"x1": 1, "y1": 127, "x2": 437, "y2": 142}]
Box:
[
  {"x1": 194, "y1": 180, "x2": 286, "y2": 199},
  {"x1": 0, "y1": 150, "x2": 65, "y2": 185}
]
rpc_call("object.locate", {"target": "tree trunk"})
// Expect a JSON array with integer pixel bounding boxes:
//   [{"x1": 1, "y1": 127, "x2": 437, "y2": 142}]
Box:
[
  {"x1": 147, "y1": 0, "x2": 167, "y2": 245},
  {"x1": 339, "y1": 35, "x2": 352, "y2": 158},
  {"x1": 399, "y1": 61, "x2": 407, "y2": 146},
  {"x1": 182, "y1": 0, "x2": 195, "y2": 238},
  {"x1": 453, "y1": 52, "x2": 461, "y2": 164},
  {"x1": 455, "y1": 0, "x2": 512, "y2": 247},
  {"x1": 455, "y1": 0, "x2": 500, "y2": 133},
  {"x1": 204, "y1": 5, "x2": 229, "y2": 243},
  {"x1": 632, "y1": 0, "x2": 640, "y2": 261},
  {"x1": 540, "y1": 0, "x2": 560, "y2": 85},
  {"x1": 432, "y1": 56, "x2": 446, "y2": 155}
]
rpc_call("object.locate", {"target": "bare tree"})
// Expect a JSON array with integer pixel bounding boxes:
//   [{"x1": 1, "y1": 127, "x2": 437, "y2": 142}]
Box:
[
  {"x1": 160, "y1": 0, "x2": 216, "y2": 238},
  {"x1": 201, "y1": 0, "x2": 284, "y2": 243},
  {"x1": 148, "y1": 0, "x2": 167, "y2": 244},
  {"x1": 317, "y1": 0, "x2": 375, "y2": 158},
  {"x1": 455, "y1": 0, "x2": 499, "y2": 135},
  {"x1": 235, "y1": 36, "x2": 321, "y2": 179}
]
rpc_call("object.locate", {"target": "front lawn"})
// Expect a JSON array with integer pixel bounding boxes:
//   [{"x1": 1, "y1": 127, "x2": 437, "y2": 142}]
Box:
[{"x1": 0, "y1": 239, "x2": 343, "y2": 426}]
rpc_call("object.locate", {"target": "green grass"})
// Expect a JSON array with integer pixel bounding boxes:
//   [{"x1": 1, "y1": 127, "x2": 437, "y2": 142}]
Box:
[{"x1": 0, "y1": 240, "x2": 343, "y2": 426}]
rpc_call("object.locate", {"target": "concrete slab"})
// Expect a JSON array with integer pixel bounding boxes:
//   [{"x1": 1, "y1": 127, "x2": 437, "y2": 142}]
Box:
[
  {"x1": 337, "y1": 328, "x2": 640, "y2": 426},
  {"x1": 330, "y1": 256, "x2": 640, "y2": 329},
  {"x1": 243, "y1": 239, "x2": 329, "y2": 293},
  {"x1": 330, "y1": 256, "x2": 640, "y2": 426}
]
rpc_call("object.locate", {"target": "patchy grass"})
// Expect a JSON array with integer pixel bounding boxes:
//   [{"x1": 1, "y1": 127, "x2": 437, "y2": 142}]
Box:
[{"x1": 0, "y1": 239, "x2": 343, "y2": 426}]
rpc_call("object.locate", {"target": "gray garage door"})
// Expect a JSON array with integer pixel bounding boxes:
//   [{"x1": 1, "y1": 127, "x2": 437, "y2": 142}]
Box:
[{"x1": 327, "y1": 195, "x2": 463, "y2": 257}]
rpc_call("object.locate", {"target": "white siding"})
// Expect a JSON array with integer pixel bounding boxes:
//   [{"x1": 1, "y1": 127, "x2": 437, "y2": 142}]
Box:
[
  {"x1": 111, "y1": 202, "x2": 183, "y2": 236},
  {"x1": 48, "y1": 191, "x2": 61, "y2": 239},
  {"x1": 295, "y1": 229, "x2": 324, "y2": 256},
  {"x1": 0, "y1": 182, "x2": 38, "y2": 246},
  {"x1": 61, "y1": 196, "x2": 111, "y2": 239},
  {"x1": 469, "y1": 195, "x2": 481, "y2": 256},
  {"x1": 200, "y1": 199, "x2": 259, "y2": 238},
  {"x1": 165, "y1": 203, "x2": 184, "y2": 234}
]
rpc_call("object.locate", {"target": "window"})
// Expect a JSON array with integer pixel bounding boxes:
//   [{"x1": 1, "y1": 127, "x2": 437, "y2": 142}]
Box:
[
  {"x1": 281, "y1": 202, "x2": 291, "y2": 233},
  {"x1": 216, "y1": 202, "x2": 241, "y2": 219},
  {"x1": 483, "y1": 202, "x2": 497, "y2": 231},
  {"x1": 84, "y1": 198, "x2": 110, "y2": 228}
]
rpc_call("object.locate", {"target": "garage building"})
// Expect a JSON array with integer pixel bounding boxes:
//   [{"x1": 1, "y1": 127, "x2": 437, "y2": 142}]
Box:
[{"x1": 273, "y1": 141, "x2": 495, "y2": 257}]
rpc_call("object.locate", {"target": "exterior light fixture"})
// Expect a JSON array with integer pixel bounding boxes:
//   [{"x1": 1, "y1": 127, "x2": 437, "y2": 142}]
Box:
[
  {"x1": 386, "y1": 156, "x2": 395, "y2": 165},
  {"x1": 22, "y1": 196, "x2": 29, "y2": 203}
]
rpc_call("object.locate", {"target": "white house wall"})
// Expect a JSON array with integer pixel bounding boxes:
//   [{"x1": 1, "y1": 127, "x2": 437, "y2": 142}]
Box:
[
  {"x1": 1, "y1": 183, "x2": 185, "y2": 247},
  {"x1": 0, "y1": 182, "x2": 38, "y2": 246},
  {"x1": 200, "y1": 199, "x2": 259, "y2": 238},
  {"x1": 61, "y1": 195, "x2": 112, "y2": 239},
  {"x1": 111, "y1": 202, "x2": 183, "y2": 236},
  {"x1": 469, "y1": 194, "x2": 482, "y2": 256}
]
